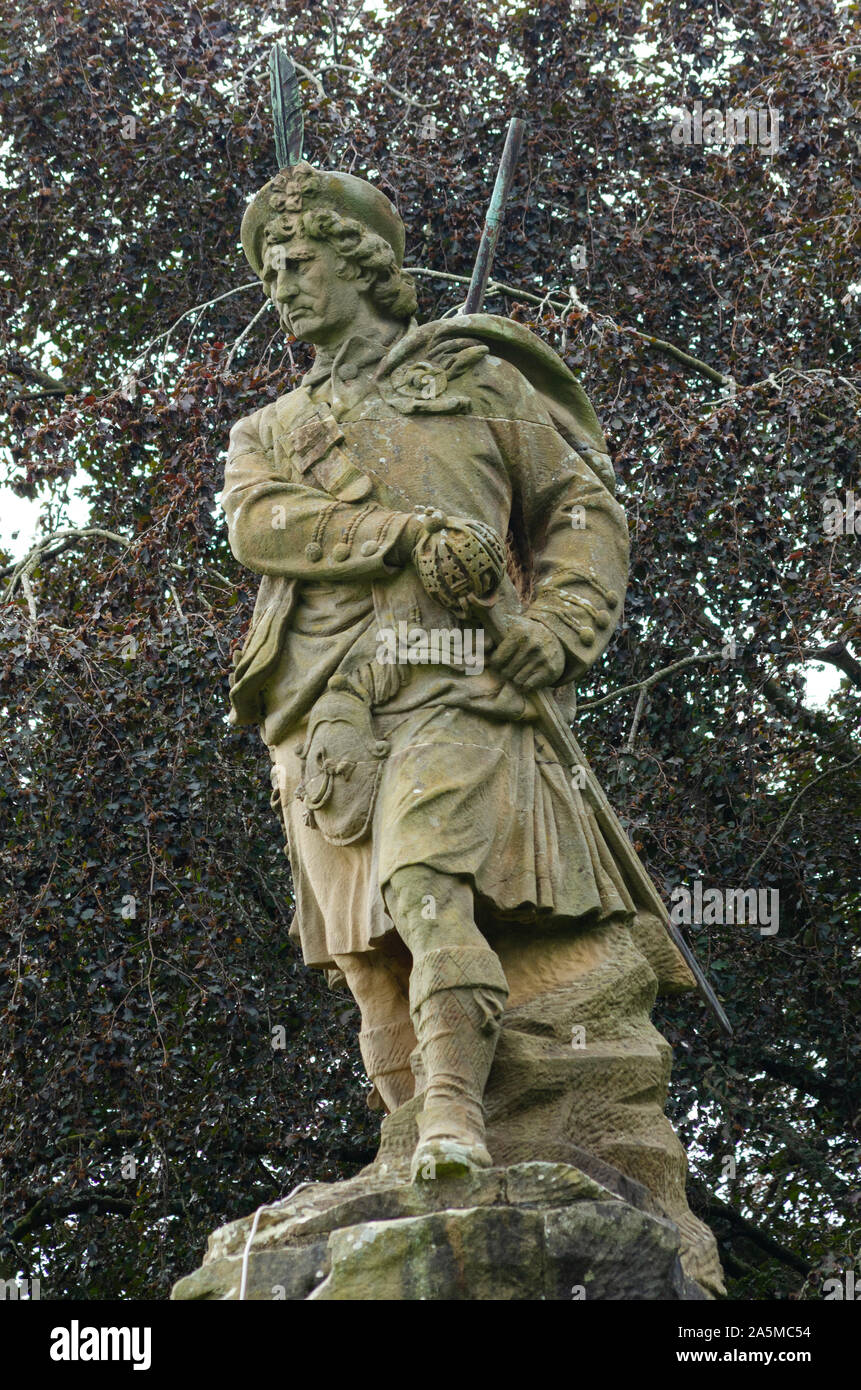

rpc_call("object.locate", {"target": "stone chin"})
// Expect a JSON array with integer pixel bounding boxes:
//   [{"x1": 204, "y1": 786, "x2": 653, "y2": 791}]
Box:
[{"x1": 279, "y1": 307, "x2": 321, "y2": 340}]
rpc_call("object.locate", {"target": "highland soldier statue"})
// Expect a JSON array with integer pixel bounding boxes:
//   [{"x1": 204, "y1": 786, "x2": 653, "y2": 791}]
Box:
[{"x1": 220, "y1": 80, "x2": 726, "y2": 1296}]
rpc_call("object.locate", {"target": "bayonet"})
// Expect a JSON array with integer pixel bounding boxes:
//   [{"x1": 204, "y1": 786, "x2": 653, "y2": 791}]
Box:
[{"x1": 269, "y1": 43, "x2": 304, "y2": 169}]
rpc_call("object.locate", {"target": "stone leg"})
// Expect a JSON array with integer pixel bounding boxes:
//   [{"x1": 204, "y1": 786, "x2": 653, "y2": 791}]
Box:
[
  {"x1": 332, "y1": 947, "x2": 416, "y2": 1113},
  {"x1": 383, "y1": 866, "x2": 509, "y2": 1179},
  {"x1": 372, "y1": 915, "x2": 726, "y2": 1297}
]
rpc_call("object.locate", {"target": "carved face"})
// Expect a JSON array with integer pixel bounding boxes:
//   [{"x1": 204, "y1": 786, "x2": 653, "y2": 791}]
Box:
[{"x1": 261, "y1": 235, "x2": 366, "y2": 350}]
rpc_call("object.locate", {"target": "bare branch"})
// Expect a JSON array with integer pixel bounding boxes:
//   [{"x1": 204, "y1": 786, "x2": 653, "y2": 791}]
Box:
[
  {"x1": 151, "y1": 282, "x2": 260, "y2": 386},
  {"x1": 748, "y1": 751, "x2": 861, "y2": 874},
  {"x1": 579, "y1": 651, "x2": 724, "y2": 713},
  {"x1": 289, "y1": 58, "x2": 326, "y2": 101},
  {"x1": 315, "y1": 60, "x2": 431, "y2": 109},
  {"x1": 626, "y1": 684, "x2": 649, "y2": 750},
  {"x1": 4, "y1": 285, "x2": 264, "y2": 406},
  {"x1": 409, "y1": 267, "x2": 856, "y2": 407},
  {"x1": 221, "y1": 298, "x2": 274, "y2": 376},
  {"x1": 404, "y1": 266, "x2": 735, "y2": 388},
  {"x1": 3, "y1": 527, "x2": 130, "y2": 593}
]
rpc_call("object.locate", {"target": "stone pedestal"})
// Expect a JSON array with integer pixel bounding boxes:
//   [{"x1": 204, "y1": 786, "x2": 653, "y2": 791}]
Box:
[
  {"x1": 483, "y1": 920, "x2": 725, "y2": 1296},
  {"x1": 171, "y1": 1161, "x2": 709, "y2": 1301},
  {"x1": 173, "y1": 921, "x2": 726, "y2": 1301}
]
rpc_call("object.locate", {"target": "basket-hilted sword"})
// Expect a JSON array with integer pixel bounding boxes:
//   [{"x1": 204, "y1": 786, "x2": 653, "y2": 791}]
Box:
[{"x1": 261, "y1": 60, "x2": 732, "y2": 1035}]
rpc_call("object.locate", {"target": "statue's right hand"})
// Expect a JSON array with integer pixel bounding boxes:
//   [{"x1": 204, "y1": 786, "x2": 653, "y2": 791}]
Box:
[
  {"x1": 389, "y1": 512, "x2": 427, "y2": 566},
  {"x1": 412, "y1": 515, "x2": 507, "y2": 619}
]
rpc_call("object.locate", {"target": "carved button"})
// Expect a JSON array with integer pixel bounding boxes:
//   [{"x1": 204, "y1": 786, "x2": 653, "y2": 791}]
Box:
[
  {"x1": 595, "y1": 609, "x2": 611, "y2": 629},
  {"x1": 360, "y1": 540, "x2": 379, "y2": 556},
  {"x1": 605, "y1": 590, "x2": 619, "y2": 607},
  {"x1": 339, "y1": 364, "x2": 358, "y2": 382},
  {"x1": 578, "y1": 625, "x2": 596, "y2": 645},
  {"x1": 332, "y1": 542, "x2": 351, "y2": 561},
  {"x1": 305, "y1": 542, "x2": 323, "y2": 562}
]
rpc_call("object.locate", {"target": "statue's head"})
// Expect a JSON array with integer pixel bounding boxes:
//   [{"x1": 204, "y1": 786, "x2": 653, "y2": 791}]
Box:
[{"x1": 240, "y1": 162, "x2": 417, "y2": 348}]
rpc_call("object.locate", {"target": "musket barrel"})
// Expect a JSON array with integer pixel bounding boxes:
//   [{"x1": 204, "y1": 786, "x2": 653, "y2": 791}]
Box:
[
  {"x1": 474, "y1": 603, "x2": 732, "y2": 1037},
  {"x1": 464, "y1": 117, "x2": 527, "y2": 314},
  {"x1": 460, "y1": 111, "x2": 731, "y2": 1036}
]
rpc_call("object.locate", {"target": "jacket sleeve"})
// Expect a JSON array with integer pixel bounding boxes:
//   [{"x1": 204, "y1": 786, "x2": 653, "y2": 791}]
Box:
[
  {"x1": 222, "y1": 405, "x2": 415, "y2": 580},
  {"x1": 480, "y1": 365, "x2": 629, "y2": 683},
  {"x1": 524, "y1": 440, "x2": 629, "y2": 682}
]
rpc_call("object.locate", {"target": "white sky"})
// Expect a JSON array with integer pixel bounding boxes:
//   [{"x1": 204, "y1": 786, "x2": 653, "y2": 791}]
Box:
[{"x1": 0, "y1": 478, "x2": 842, "y2": 710}]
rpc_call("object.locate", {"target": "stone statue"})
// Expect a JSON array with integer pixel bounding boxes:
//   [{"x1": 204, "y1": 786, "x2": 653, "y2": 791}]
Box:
[{"x1": 220, "y1": 158, "x2": 725, "y2": 1296}]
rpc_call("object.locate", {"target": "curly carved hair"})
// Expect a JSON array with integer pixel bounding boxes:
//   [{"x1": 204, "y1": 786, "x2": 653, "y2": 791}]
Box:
[{"x1": 266, "y1": 206, "x2": 418, "y2": 320}]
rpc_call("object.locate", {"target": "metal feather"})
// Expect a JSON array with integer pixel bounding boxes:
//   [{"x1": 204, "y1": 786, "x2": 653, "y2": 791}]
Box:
[{"x1": 269, "y1": 44, "x2": 304, "y2": 168}]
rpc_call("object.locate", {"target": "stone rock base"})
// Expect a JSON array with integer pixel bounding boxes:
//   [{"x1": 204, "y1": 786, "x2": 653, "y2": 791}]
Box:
[
  {"x1": 481, "y1": 921, "x2": 726, "y2": 1297},
  {"x1": 171, "y1": 1162, "x2": 710, "y2": 1301}
]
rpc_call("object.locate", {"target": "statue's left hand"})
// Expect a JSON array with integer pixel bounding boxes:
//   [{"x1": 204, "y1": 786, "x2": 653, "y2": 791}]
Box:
[{"x1": 488, "y1": 614, "x2": 565, "y2": 690}]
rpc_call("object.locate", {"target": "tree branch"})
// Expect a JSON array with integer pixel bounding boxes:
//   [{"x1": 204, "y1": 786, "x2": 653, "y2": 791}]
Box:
[
  {"x1": 404, "y1": 267, "x2": 735, "y2": 388},
  {"x1": 578, "y1": 651, "x2": 723, "y2": 713},
  {"x1": 771, "y1": 1122, "x2": 854, "y2": 1204},
  {"x1": 296, "y1": 59, "x2": 431, "y2": 109},
  {"x1": 632, "y1": 330, "x2": 732, "y2": 387},
  {"x1": 802, "y1": 642, "x2": 861, "y2": 691},
  {"x1": 758, "y1": 1052, "x2": 860, "y2": 1111},
  {"x1": 3, "y1": 281, "x2": 264, "y2": 407},
  {"x1": 688, "y1": 1180, "x2": 810, "y2": 1275},
  {"x1": 1, "y1": 354, "x2": 77, "y2": 397},
  {"x1": 758, "y1": 670, "x2": 859, "y2": 762},
  {"x1": 8, "y1": 1193, "x2": 135, "y2": 1241},
  {"x1": 626, "y1": 684, "x2": 649, "y2": 750},
  {"x1": 3, "y1": 527, "x2": 130, "y2": 592},
  {"x1": 748, "y1": 751, "x2": 861, "y2": 873},
  {"x1": 221, "y1": 298, "x2": 274, "y2": 375},
  {"x1": 686, "y1": 609, "x2": 859, "y2": 763}
]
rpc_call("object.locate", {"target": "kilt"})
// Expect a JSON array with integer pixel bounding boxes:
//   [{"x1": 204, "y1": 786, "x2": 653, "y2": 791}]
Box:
[{"x1": 271, "y1": 695, "x2": 636, "y2": 972}]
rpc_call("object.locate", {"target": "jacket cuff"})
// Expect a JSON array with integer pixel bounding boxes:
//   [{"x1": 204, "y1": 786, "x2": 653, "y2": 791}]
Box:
[{"x1": 526, "y1": 602, "x2": 595, "y2": 681}]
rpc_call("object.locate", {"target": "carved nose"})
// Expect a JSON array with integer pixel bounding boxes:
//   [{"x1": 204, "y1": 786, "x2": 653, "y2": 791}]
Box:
[{"x1": 275, "y1": 270, "x2": 296, "y2": 301}]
